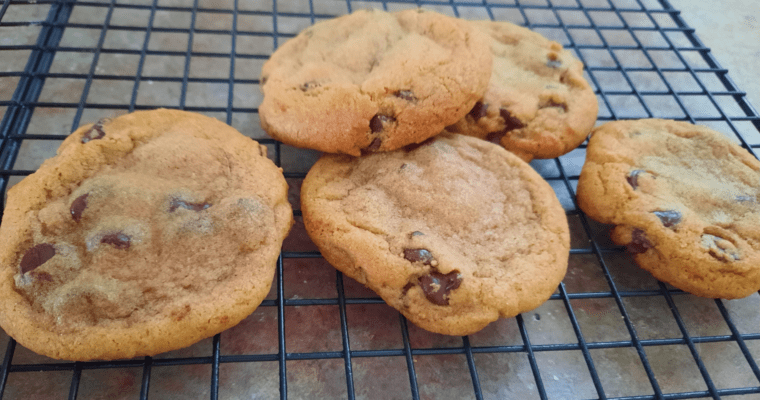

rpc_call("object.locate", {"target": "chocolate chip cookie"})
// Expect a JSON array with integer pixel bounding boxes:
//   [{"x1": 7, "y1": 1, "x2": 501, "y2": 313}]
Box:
[
  {"x1": 301, "y1": 133, "x2": 569, "y2": 335},
  {"x1": 0, "y1": 109, "x2": 293, "y2": 360},
  {"x1": 259, "y1": 8, "x2": 492, "y2": 156},
  {"x1": 576, "y1": 119, "x2": 760, "y2": 298},
  {"x1": 445, "y1": 20, "x2": 598, "y2": 162}
]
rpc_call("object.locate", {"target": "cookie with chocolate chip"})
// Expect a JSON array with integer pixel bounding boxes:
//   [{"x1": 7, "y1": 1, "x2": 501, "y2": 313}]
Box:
[
  {"x1": 0, "y1": 109, "x2": 293, "y2": 360},
  {"x1": 445, "y1": 20, "x2": 598, "y2": 162},
  {"x1": 259, "y1": 8, "x2": 491, "y2": 156},
  {"x1": 576, "y1": 119, "x2": 760, "y2": 298},
  {"x1": 301, "y1": 133, "x2": 569, "y2": 335}
]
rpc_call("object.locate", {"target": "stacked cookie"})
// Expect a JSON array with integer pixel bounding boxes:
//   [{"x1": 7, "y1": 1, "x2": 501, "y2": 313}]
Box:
[
  {"x1": 259, "y1": 8, "x2": 598, "y2": 161},
  {"x1": 259, "y1": 8, "x2": 594, "y2": 335}
]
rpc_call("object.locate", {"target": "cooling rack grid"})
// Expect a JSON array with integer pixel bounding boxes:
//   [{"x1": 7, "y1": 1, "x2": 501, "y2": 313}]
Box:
[{"x1": 0, "y1": 0, "x2": 758, "y2": 398}]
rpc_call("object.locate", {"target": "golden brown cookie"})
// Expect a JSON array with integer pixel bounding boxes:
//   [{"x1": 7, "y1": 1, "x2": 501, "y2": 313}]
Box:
[
  {"x1": 0, "y1": 109, "x2": 293, "y2": 360},
  {"x1": 259, "y1": 8, "x2": 492, "y2": 156},
  {"x1": 576, "y1": 119, "x2": 760, "y2": 299},
  {"x1": 301, "y1": 133, "x2": 569, "y2": 335},
  {"x1": 446, "y1": 20, "x2": 598, "y2": 162}
]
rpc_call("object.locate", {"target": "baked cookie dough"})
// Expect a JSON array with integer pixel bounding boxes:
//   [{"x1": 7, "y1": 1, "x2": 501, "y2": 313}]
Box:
[
  {"x1": 446, "y1": 20, "x2": 598, "y2": 162},
  {"x1": 301, "y1": 133, "x2": 569, "y2": 335},
  {"x1": 259, "y1": 8, "x2": 492, "y2": 156},
  {"x1": 576, "y1": 119, "x2": 760, "y2": 298},
  {"x1": 0, "y1": 109, "x2": 293, "y2": 360}
]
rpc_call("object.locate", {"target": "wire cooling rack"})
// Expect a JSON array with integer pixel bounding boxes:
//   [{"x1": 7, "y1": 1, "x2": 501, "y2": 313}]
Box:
[{"x1": 0, "y1": 0, "x2": 759, "y2": 399}]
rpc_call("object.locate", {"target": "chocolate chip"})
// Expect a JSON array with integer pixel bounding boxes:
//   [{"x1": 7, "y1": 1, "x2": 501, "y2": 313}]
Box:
[
  {"x1": 101, "y1": 233, "x2": 130, "y2": 249},
  {"x1": 361, "y1": 137, "x2": 382, "y2": 155},
  {"x1": 410, "y1": 231, "x2": 424, "y2": 237},
  {"x1": 169, "y1": 198, "x2": 211, "y2": 212},
  {"x1": 469, "y1": 102, "x2": 488, "y2": 120},
  {"x1": 403, "y1": 137, "x2": 435, "y2": 152},
  {"x1": 653, "y1": 210, "x2": 681, "y2": 228},
  {"x1": 403, "y1": 248, "x2": 435, "y2": 265},
  {"x1": 30, "y1": 271, "x2": 53, "y2": 282},
  {"x1": 499, "y1": 108, "x2": 525, "y2": 132},
  {"x1": 260, "y1": 76, "x2": 268, "y2": 85},
  {"x1": 626, "y1": 228, "x2": 652, "y2": 254},
  {"x1": 627, "y1": 170, "x2": 644, "y2": 190},
  {"x1": 20, "y1": 243, "x2": 56, "y2": 274},
  {"x1": 547, "y1": 59, "x2": 562, "y2": 68},
  {"x1": 70, "y1": 193, "x2": 89, "y2": 222},
  {"x1": 81, "y1": 119, "x2": 109, "y2": 143},
  {"x1": 541, "y1": 100, "x2": 567, "y2": 112},
  {"x1": 418, "y1": 270, "x2": 462, "y2": 306},
  {"x1": 369, "y1": 114, "x2": 394, "y2": 133},
  {"x1": 394, "y1": 90, "x2": 416, "y2": 102},
  {"x1": 486, "y1": 131, "x2": 505, "y2": 144}
]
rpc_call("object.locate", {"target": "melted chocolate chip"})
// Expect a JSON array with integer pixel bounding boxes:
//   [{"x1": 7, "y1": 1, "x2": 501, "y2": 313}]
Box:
[
  {"x1": 101, "y1": 233, "x2": 131, "y2": 249},
  {"x1": 169, "y1": 198, "x2": 211, "y2": 212},
  {"x1": 30, "y1": 271, "x2": 53, "y2": 282},
  {"x1": 369, "y1": 114, "x2": 394, "y2": 133},
  {"x1": 20, "y1": 243, "x2": 56, "y2": 274},
  {"x1": 361, "y1": 137, "x2": 382, "y2": 155},
  {"x1": 299, "y1": 81, "x2": 319, "y2": 91},
  {"x1": 653, "y1": 210, "x2": 681, "y2": 228},
  {"x1": 486, "y1": 131, "x2": 505, "y2": 144},
  {"x1": 627, "y1": 229, "x2": 652, "y2": 254},
  {"x1": 70, "y1": 193, "x2": 89, "y2": 222},
  {"x1": 418, "y1": 270, "x2": 462, "y2": 306},
  {"x1": 547, "y1": 59, "x2": 562, "y2": 68},
  {"x1": 499, "y1": 108, "x2": 525, "y2": 132},
  {"x1": 403, "y1": 248, "x2": 435, "y2": 265},
  {"x1": 469, "y1": 102, "x2": 488, "y2": 120},
  {"x1": 394, "y1": 90, "x2": 416, "y2": 102},
  {"x1": 627, "y1": 170, "x2": 644, "y2": 190},
  {"x1": 81, "y1": 119, "x2": 109, "y2": 143},
  {"x1": 410, "y1": 231, "x2": 425, "y2": 237}
]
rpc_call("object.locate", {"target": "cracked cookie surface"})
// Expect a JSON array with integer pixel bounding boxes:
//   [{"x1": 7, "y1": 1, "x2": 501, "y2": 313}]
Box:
[
  {"x1": 576, "y1": 119, "x2": 760, "y2": 298},
  {"x1": 259, "y1": 8, "x2": 492, "y2": 156},
  {"x1": 301, "y1": 133, "x2": 569, "y2": 335},
  {"x1": 445, "y1": 20, "x2": 598, "y2": 162},
  {"x1": 0, "y1": 109, "x2": 293, "y2": 360}
]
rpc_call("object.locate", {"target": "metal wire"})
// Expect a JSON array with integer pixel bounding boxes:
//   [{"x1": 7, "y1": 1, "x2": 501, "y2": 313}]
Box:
[{"x1": 0, "y1": 0, "x2": 758, "y2": 399}]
